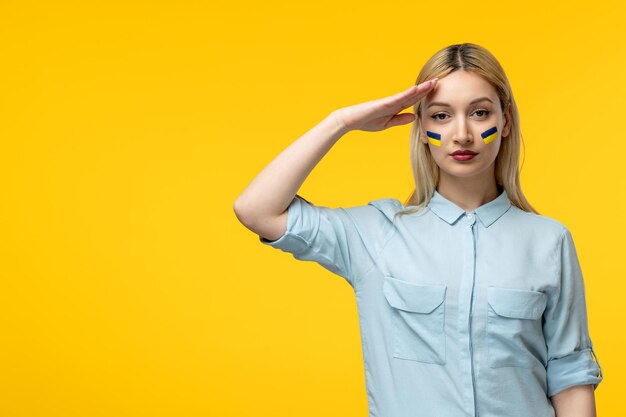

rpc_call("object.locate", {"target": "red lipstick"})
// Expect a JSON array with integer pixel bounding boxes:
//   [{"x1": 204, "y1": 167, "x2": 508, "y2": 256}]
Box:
[{"x1": 451, "y1": 150, "x2": 478, "y2": 161}]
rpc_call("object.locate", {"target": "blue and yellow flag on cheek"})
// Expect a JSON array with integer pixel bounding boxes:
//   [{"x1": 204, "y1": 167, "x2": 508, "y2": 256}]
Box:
[
  {"x1": 427, "y1": 131, "x2": 442, "y2": 147},
  {"x1": 481, "y1": 126, "x2": 498, "y2": 144}
]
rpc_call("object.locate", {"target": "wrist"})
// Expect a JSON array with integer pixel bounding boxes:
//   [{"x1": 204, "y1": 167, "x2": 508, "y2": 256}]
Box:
[{"x1": 327, "y1": 110, "x2": 351, "y2": 137}]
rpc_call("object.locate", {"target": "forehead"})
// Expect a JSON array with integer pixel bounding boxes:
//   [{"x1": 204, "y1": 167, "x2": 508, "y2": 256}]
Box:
[{"x1": 424, "y1": 71, "x2": 498, "y2": 107}]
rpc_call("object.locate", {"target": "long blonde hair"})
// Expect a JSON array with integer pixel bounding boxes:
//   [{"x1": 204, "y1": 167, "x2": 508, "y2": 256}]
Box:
[{"x1": 397, "y1": 43, "x2": 539, "y2": 217}]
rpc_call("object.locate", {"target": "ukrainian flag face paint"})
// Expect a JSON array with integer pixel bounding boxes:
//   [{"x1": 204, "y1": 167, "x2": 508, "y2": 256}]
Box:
[
  {"x1": 481, "y1": 126, "x2": 498, "y2": 145},
  {"x1": 427, "y1": 126, "x2": 499, "y2": 147},
  {"x1": 426, "y1": 131, "x2": 442, "y2": 147}
]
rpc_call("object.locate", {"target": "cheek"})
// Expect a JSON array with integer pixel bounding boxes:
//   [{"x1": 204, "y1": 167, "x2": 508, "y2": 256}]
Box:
[
  {"x1": 426, "y1": 125, "x2": 500, "y2": 147},
  {"x1": 426, "y1": 130, "x2": 443, "y2": 147},
  {"x1": 481, "y1": 126, "x2": 499, "y2": 145}
]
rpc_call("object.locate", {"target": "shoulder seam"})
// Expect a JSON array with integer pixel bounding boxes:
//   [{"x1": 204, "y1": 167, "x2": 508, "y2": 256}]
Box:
[
  {"x1": 353, "y1": 211, "x2": 398, "y2": 289},
  {"x1": 516, "y1": 209, "x2": 566, "y2": 227},
  {"x1": 554, "y1": 226, "x2": 569, "y2": 290}
]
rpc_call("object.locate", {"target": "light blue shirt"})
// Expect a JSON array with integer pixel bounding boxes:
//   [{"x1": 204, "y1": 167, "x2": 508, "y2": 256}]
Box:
[{"x1": 259, "y1": 188, "x2": 603, "y2": 417}]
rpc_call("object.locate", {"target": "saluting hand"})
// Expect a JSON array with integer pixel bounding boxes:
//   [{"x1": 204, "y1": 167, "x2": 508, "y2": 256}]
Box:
[{"x1": 331, "y1": 78, "x2": 438, "y2": 133}]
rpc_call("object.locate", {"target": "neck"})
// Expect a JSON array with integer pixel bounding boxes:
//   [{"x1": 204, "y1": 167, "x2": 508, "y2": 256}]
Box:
[{"x1": 436, "y1": 172, "x2": 501, "y2": 211}]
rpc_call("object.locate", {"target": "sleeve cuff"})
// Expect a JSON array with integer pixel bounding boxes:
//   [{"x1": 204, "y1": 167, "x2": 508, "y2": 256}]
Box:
[
  {"x1": 258, "y1": 195, "x2": 315, "y2": 255},
  {"x1": 546, "y1": 347, "x2": 603, "y2": 397}
]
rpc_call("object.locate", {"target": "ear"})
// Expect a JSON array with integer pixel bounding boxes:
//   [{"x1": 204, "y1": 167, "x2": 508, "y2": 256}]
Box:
[
  {"x1": 502, "y1": 103, "x2": 512, "y2": 138},
  {"x1": 419, "y1": 128, "x2": 429, "y2": 145}
]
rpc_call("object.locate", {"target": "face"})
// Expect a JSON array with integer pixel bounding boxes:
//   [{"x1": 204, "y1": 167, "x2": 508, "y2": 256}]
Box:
[{"x1": 420, "y1": 70, "x2": 511, "y2": 182}]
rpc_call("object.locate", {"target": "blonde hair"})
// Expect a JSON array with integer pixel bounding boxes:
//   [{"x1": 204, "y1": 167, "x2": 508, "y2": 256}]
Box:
[{"x1": 397, "y1": 43, "x2": 539, "y2": 217}]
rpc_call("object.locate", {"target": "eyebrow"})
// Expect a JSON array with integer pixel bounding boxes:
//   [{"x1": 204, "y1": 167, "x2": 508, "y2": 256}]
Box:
[{"x1": 426, "y1": 97, "x2": 494, "y2": 109}]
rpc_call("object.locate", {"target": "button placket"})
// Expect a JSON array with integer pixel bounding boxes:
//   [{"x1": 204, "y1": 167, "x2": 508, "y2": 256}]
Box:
[{"x1": 458, "y1": 211, "x2": 477, "y2": 414}]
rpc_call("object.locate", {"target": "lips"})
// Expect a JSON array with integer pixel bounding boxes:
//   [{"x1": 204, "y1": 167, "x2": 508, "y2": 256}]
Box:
[{"x1": 451, "y1": 150, "x2": 478, "y2": 155}]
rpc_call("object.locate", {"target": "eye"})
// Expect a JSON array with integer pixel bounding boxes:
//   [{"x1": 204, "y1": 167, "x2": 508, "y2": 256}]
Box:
[{"x1": 431, "y1": 110, "x2": 490, "y2": 121}]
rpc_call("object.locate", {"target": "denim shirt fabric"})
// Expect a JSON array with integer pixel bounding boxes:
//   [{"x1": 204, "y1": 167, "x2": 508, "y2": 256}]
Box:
[{"x1": 259, "y1": 189, "x2": 603, "y2": 417}]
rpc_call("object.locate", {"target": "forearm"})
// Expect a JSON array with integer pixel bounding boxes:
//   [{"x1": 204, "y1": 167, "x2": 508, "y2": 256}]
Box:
[
  {"x1": 233, "y1": 111, "x2": 347, "y2": 223},
  {"x1": 551, "y1": 384, "x2": 596, "y2": 417}
]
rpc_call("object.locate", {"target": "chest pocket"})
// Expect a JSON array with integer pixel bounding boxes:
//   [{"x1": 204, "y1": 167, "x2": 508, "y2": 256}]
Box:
[
  {"x1": 382, "y1": 276, "x2": 447, "y2": 365},
  {"x1": 486, "y1": 286, "x2": 548, "y2": 368}
]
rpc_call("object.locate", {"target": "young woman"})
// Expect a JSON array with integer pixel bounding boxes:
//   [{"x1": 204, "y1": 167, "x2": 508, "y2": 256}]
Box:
[{"x1": 233, "y1": 43, "x2": 603, "y2": 417}]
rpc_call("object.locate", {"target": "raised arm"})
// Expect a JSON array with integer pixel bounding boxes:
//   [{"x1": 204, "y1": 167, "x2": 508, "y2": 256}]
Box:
[
  {"x1": 233, "y1": 79, "x2": 439, "y2": 242},
  {"x1": 233, "y1": 112, "x2": 347, "y2": 241}
]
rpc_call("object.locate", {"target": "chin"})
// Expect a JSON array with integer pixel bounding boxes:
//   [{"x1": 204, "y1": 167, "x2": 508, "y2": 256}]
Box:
[{"x1": 440, "y1": 164, "x2": 490, "y2": 179}]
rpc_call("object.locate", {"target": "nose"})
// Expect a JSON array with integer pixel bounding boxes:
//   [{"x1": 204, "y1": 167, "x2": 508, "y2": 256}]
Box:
[{"x1": 452, "y1": 118, "x2": 473, "y2": 145}]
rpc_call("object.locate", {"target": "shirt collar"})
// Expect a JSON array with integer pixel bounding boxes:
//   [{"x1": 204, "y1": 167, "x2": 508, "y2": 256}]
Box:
[{"x1": 427, "y1": 188, "x2": 512, "y2": 227}]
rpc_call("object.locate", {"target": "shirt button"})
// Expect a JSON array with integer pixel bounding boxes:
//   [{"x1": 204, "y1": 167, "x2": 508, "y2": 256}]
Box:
[{"x1": 467, "y1": 213, "x2": 474, "y2": 219}]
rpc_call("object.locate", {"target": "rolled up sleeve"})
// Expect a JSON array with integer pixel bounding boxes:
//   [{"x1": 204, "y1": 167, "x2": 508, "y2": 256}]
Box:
[
  {"x1": 259, "y1": 194, "x2": 395, "y2": 288},
  {"x1": 543, "y1": 227, "x2": 604, "y2": 398}
]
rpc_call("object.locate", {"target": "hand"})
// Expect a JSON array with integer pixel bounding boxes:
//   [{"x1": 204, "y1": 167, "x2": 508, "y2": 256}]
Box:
[{"x1": 331, "y1": 78, "x2": 438, "y2": 134}]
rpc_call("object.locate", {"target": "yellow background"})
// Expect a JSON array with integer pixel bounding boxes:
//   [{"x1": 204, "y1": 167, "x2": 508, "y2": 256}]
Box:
[{"x1": 1, "y1": 1, "x2": 623, "y2": 416}]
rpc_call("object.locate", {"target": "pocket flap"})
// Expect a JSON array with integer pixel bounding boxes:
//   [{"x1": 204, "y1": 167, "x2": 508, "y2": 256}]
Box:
[
  {"x1": 383, "y1": 276, "x2": 446, "y2": 313},
  {"x1": 487, "y1": 287, "x2": 547, "y2": 319}
]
